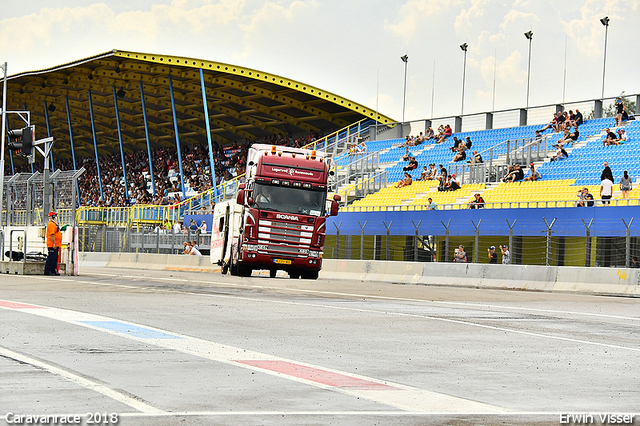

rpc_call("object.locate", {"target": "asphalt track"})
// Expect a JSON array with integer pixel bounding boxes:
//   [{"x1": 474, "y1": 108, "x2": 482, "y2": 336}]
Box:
[{"x1": 1, "y1": 266, "x2": 639, "y2": 426}]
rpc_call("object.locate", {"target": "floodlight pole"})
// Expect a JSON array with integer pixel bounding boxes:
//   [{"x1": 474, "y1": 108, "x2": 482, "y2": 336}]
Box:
[
  {"x1": 460, "y1": 43, "x2": 468, "y2": 117},
  {"x1": 401, "y1": 55, "x2": 408, "y2": 124},
  {"x1": 600, "y1": 17, "x2": 610, "y2": 101},
  {"x1": 524, "y1": 31, "x2": 533, "y2": 110}
]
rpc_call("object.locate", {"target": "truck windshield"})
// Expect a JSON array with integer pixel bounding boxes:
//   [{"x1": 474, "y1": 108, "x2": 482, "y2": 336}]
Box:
[{"x1": 252, "y1": 183, "x2": 326, "y2": 217}]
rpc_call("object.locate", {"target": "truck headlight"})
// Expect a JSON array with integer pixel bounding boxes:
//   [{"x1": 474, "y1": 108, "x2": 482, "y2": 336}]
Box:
[{"x1": 310, "y1": 251, "x2": 320, "y2": 258}]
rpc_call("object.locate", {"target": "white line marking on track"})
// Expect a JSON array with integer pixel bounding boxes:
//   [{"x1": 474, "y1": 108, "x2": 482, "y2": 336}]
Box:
[
  {"x1": 64, "y1": 276, "x2": 640, "y2": 353},
  {"x1": 0, "y1": 346, "x2": 165, "y2": 414},
  {"x1": 87, "y1": 272, "x2": 640, "y2": 323},
  {"x1": 0, "y1": 299, "x2": 506, "y2": 414}
]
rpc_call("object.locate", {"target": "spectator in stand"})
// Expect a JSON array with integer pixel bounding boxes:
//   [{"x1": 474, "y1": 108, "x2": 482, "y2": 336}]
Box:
[
  {"x1": 188, "y1": 219, "x2": 198, "y2": 232},
  {"x1": 609, "y1": 128, "x2": 628, "y2": 145},
  {"x1": 435, "y1": 164, "x2": 448, "y2": 183},
  {"x1": 395, "y1": 172, "x2": 413, "y2": 188},
  {"x1": 468, "y1": 150, "x2": 483, "y2": 164},
  {"x1": 419, "y1": 165, "x2": 433, "y2": 181},
  {"x1": 523, "y1": 163, "x2": 541, "y2": 182},
  {"x1": 189, "y1": 242, "x2": 202, "y2": 256},
  {"x1": 550, "y1": 144, "x2": 568, "y2": 162},
  {"x1": 559, "y1": 125, "x2": 580, "y2": 146},
  {"x1": 403, "y1": 155, "x2": 418, "y2": 172},
  {"x1": 601, "y1": 161, "x2": 613, "y2": 181},
  {"x1": 425, "y1": 127, "x2": 435, "y2": 141},
  {"x1": 437, "y1": 124, "x2": 452, "y2": 144},
  {"x1": 600, "y1": 175, "x2": 614, "y2": 205},
  {"x1": 502, "y1": 165, "x2": 524, "y2": 182},
  {"x1": 603, "y1": 128, "x2": 618, "y2": 146},
  {"x1": 426, "y1": 197, "x2": 437, "y2": 210},
  {"x1": 575, "y1": 187, "x2": 594, "y2": 207},
  {"x1": 401, "y1": 135, "x2": 416, "y2": 147},
  {"x1": 574, "y1": 108, "x2": 584, "y2": 126},
  {"x1": 538, "y1": 113, "x2": 558, "y2": 133},
  {"x1": 631, "y1": 256, "x2": 640, "y2": 268},
  {"x1": 468, "y1": 193, "x2": 485, "y2": 209},
  {"x1": 620, "y1": 170, "x2": 633, "y2": 200},
  {"x1": 415, "y1": 132, "x2": 426, "y2": 145},
  {"x1": 554, "y1": 111, "x2": 567, "y2": 132},
  {"x1": 437, "y1": 175, "x2": 450, "y2": 191},
  {"x1": 449, "y1": 137, "x2": 463, "y2": 152},
  {"x1": 465, "y1": 137, "x2": 473, "y2": 150},
  {"x1": 452, "y1": 146, "x2": 467, "y2": 162},
  {"x1": 447, "y1": 174, "x2": 461, "y2": 191},
  {"x1": 182, "y1": 241, "x2": 191, "y2": 255},
  {"x1": 436, "y1": 125, "x2": 445, "y2": 142},
  {"x1": 615, "y1": 97, "x2": 626, "y2": 126},
  {"x1": 199, "y1": 220, "x2": 208, "y2": 234}
]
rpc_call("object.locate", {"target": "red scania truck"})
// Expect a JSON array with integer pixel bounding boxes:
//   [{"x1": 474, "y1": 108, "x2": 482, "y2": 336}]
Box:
[{"x1": 210, "y1": 144, "x2": 340, "y2": 279}]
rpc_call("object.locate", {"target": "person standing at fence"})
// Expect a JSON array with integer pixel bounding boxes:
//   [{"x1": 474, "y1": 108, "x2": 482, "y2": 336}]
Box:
[
  {"x1": 600, "y1": 175, "x2": 614, "y2": 205},
  {"x1": 454, "y1": 245, "x2": 467, "y2": 263},
  {"x1": 45, "y1": 212, "x2": 62, "y2": 276},
  {"x1": 488, "y1": 246, "x2": 498, "y2": 264},
  {"x1": 500, "y1": 245, "x2": 511, "y2": 264},
  {"x1": 620, "y1": 170, "x2": 632, "y2": 200}
]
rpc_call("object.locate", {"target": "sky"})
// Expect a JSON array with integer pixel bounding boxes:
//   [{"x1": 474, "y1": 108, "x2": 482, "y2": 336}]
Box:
[{"x1": 0, "y1": 0, "x2": 638, "y2": 123}]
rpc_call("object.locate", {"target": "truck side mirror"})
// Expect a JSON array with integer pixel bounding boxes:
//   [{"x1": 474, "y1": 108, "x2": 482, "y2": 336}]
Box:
[
  {"x1": 247, "y1": 197, "x2": 254, "y2": 206},
  {"x1": 333, "y1": 194, "x2": 341, "y2": 202},
  {"x1": 237, "y1": 190, "x2": 245, "y2": 205},
  {"x1": 330, "y1": 200, "x2": 339, "y2": 216}
]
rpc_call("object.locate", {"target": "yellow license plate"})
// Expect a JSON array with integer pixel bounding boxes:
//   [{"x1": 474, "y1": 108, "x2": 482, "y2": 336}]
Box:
[{"x1": 274, "y1": 259, "x2": 292, "y2": 265}]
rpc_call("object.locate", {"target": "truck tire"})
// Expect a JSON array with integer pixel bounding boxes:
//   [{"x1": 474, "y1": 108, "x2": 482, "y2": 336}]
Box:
[
  {"x1": 221, "y1": 262, "x2": 229, "y2": 275},
  {"x1": 301, "y1": 271, "x2": 319, "y2": 280},
  {"x1": 269, "y1": 269, "x2": 277, "y2": 278},
  {"x1": 289, "y1": 271, "x2": 301, "y2": 279}
]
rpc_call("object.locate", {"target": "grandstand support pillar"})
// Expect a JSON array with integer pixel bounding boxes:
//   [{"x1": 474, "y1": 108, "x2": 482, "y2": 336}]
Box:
[
  {"x1": 555, "y1": 104, "x2": 564, "y2": 114},
  {"x1": 88, "y1": 90, "x2": 104, "y2": 199},
  {"x1": 112, "y1": 86, "x2": 129, "y2": 202},
  {"x1": 519, "y1": 109, "x2": 527, "y2": 127},
  {"x1": 43, "y1": 101, "x2": 55, "y2": 172},
  {"x1": 622, "y1": 218, "x2": 634, "y2": 268},
  {"x1": 65, "y1": 96, "x2": 81, "y2": 207},
  {"x1": 636, "y1": 95, "x2": 640, "y2": 117},
  {"x1": 200, "y1": 69, "x2": 219, "y2": 201},
  {"x1": 383, "y1": 221, "x2": 392, "y2": 261},
  {"x1": 594, "y1": 100, "x2": 603, "y2": 119},
  {"x1": 506, "y1": 219, "x2": 517, "y2": 262},
  {"x1": 168, "y1": 75, "x2": 187, "y2": 200},
  {"x1": 139, "y1": 82, "x2": 156, "y2": 196},
  {"x1": 485, "y1": 113, "x2": 493, "y2": 130},
  {"x1": 411, "y1": 220, "x2": 422, "y2": 262},
  {"x1": 333, "y1": 221, "x2": 342, "y2": 259},
  {"x1": 358, "y1": 221, "x2": 367, "y2": 260},
  {"x1": 424, "y1": 120, "x2": 432, "y2": 134},
  {"x1": 471, "y1": 219, "x2": 482, "y2": 263},
  {"x1": 441, "y1": 219, "x2": 451, "y2": 262},
  {"x1": 543, "y1": 217, "x2": 556, "y2": 266},
  {"x1": 582, "y1": 218, "x2": 594, "y2": 267},
  {"x1": 454, "y1": 116, "x2": 462, "y2": 133}
]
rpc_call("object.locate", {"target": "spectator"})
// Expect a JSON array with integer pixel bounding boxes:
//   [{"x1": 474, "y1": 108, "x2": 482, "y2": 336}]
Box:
[
  {"x1": 574, "y1": 108, "x2": 584, "y2": 126},
  {"x1": 601, "y1": 161, "x2": 613, "y2": 182},
  {"x1": 403, "y1": 155, "x2": 418, "y2": 171},
  {"x1": 188, "y1": 219, "x2": 198, "y2": 232},
  {"x1": 538, "y1": 113, "x2": 558, "y2": 133},
  {"x1": 559, "y1": 125, "x2": 579, "y2": 146},
  {"x1": 612, "y1": 128, "x2": 628, "y2": 145},
  {"x1": 189, "y1": 242, "x2": 202, "y2": 256},
  {"x1": 631, "y1": 256, "x2": 640, "y2": 268},
  {"x1": 395, "y1": 172, "x2": 413, "y2": 188},
  {"x1": 468, "y1": 150, "x2": 483, "y2": 164},
  {"x1": 174, "y1": 220, "x2": 183, "y2": 234},
  {"x1": 468, "y1": 193, "x2": 485, "y2": 209},
  {"x1": 500, "y1": 245, "x2": 511, "y2": 264},
  {"x1": 425, "y1": 127, "x2": 435, "y2": 141},
  {"x1": 437, "y1": 175, "x2": 450, "y2": 191},
  {"x1": 435, "y1": 164, "x2": 448, "y2": 183},
  {"x1": 447, "y1": 174, "x2": 461, "y2": 191},
  {"x1": 465, "y1": 137, "x2": 473, "y2": 150},
  {"x1": 488, "y1": 246, "x2": 497, "y2": 264},
  {"x1": 426, "y1": 197, "x2": 437, "y2": 210},
  {"x1": 401, "y1": 135, "x2": 415, "y2": 148},
  {"x1": 600, "y1": 175, "x2": 614, "y2": 205},
  {"x1": 452, "y1": 146, "x2": 467, "y2": 162},
  {"x1": 603, "y1": 128, "x2": 618, "y2": 146},
  {"x1": 575, "y1": 187, "x2": 594, "y2": 207},
  {"x1": 182, "y1": 241, "x2": 191, "y2": 255},
  {"x1": 620, "y1": 170, "x2": 632, "y2": 200},
  {"x1": 550, "y1": 144, "x2": 568, "y2": 162},
  {"x1": 523, "y1": 163, "x2": 541, "y2": 182},
  {"x1": 419, "y1": 166, "x2": 430, "y2": 181},
  {"x1": 449, "y1": 137, "x2": 462, "y2": 152},
  {"x1": 437, "y1": 124, "x2": 452, "y2": 144},
  {"x1": 454, "y1": 245, "x2": 467, "y2": 263},
  {"x1": 554, "y1": 111, "x2": 566, "y2": 132},
  {"x1": 502, "y1": 165, "x2": 525, "y2": 182},
  {"x1": 532, "y1": 129, "x2": 544, "y2": 145},
  {"x1": 615, "y1": 97, "x2": 626, "y2": 126},
  {"x1": 199, "y1": 220, "x2": 208, "y2": 234}
]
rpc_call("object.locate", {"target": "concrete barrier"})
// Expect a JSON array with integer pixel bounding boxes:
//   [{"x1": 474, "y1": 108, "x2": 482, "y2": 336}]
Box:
[{"x1": 78, "y1": 253, "x2": 640, "y2": 297}]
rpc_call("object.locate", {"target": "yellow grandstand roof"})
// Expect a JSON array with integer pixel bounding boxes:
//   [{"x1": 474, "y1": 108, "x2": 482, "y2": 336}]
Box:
[{"x1": 2, "y1": 49, "x2": 395, "y2": 161}]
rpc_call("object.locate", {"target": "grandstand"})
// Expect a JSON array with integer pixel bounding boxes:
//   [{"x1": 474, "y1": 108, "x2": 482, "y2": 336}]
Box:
[{"x1": 339, "y1": 116, "x2": 640, "y2": 211}]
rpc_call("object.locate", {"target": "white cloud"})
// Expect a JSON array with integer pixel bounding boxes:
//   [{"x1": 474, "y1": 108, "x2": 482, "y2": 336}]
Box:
[{"x1": 384, "y1": 0, "x2": 452, "y2": 42}]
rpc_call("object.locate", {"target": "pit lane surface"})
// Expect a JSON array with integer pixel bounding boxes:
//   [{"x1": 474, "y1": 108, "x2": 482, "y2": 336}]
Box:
[{"x1": 1, "y1": 267, "x2": 639, "y2": 426}]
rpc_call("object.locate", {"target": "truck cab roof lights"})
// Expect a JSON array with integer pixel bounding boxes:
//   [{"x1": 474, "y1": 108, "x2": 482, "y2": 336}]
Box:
[
  {"x1": 271, "y1": 145, "x2": 277, "y2": 155},
  {"x1": 311, "y1": 151, "x2": 317, "y2": 160}
]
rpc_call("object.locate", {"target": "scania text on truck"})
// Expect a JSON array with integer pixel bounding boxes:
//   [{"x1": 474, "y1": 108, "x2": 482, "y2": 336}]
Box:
[{"x1": 210, "y1": 144, "x2": 340, "y2": 279}]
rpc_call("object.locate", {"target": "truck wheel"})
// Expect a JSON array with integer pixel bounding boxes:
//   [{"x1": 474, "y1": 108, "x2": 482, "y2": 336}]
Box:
[
  {"x1": 221, "y1": 262, "x2": 229, "y2": 275},
  {"x1": 269, "y1": 269, "x2": 277, "y2": 278},
  {"x1": 301, "y1": 271, "x2": 319, "y2": 280},
  {"x1": 289, "y1": 271, "x2": 301, "y2": 279}
]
